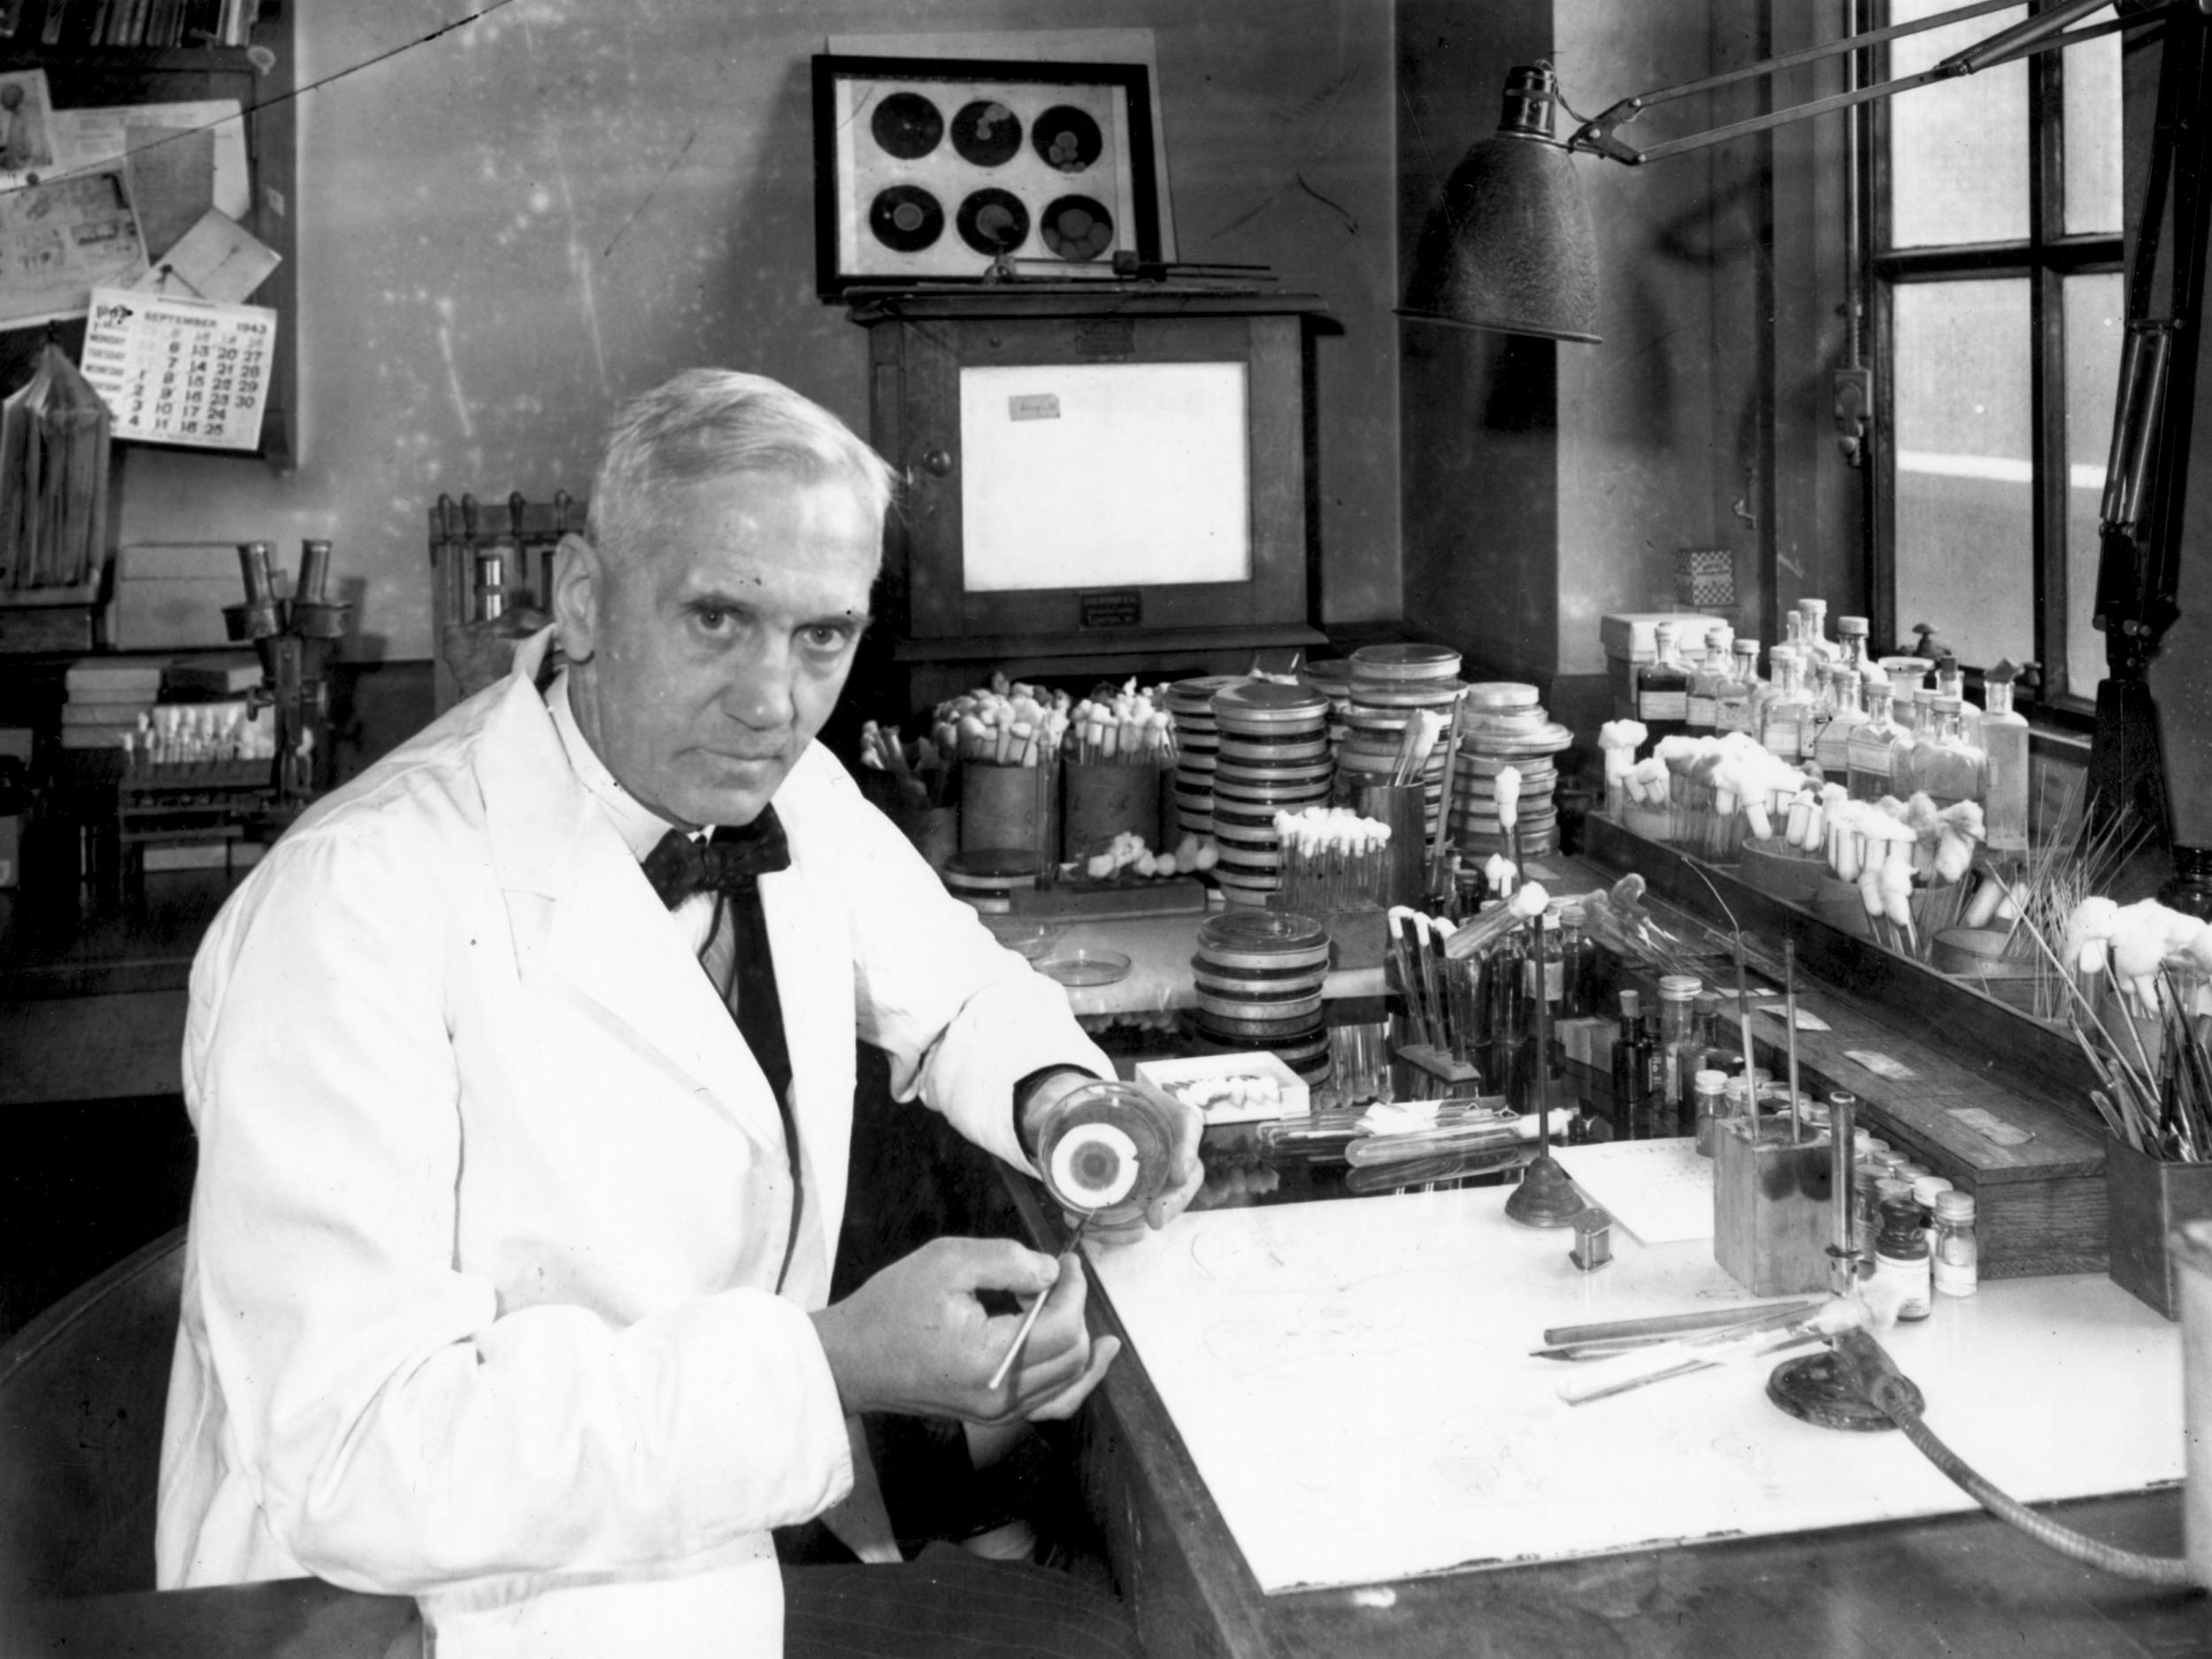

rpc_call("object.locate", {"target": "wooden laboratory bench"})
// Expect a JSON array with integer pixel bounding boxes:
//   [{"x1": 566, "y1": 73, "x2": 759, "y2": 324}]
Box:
[
  {"x1": 1006, "y1": 1181, "x2": 2205, "y2": 1659},
  {"x1": 992, "y1": 826, "x2": 2205, "y2": 1658}
]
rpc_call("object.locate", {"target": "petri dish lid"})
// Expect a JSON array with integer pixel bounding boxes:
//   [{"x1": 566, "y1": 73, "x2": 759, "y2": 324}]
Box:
[
  {"x1": 1460, "y1": 681, "x2": 1541, "y2": 711},
  {"x1": 1166, "y1": 674, "x2": 1245, "y2": 706},
  {"x1": 1348, "y1": 641, "x2": 1463, "y2": 681},
  {"x1": 1211, "y1": 680, "x2": 1329, "y2": 722},
  {"x1": 941, "y1": 849, "x2": 1046, "y2": 884},
  {"x1": 1033, "y1": 948, "x2": 1133, "y2": 987},
  {"x1": 1196, "y1": 909, "x2": 1330, "y2": 969}
]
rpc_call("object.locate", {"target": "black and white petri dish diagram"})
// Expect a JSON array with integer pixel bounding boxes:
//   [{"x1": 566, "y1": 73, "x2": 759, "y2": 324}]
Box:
[
  {"x1": 949, "y1": 99, "x2": 1023, "y2": 167},
  {"x1": 869, "y1": 90, "x2": 943, "y2": 161},
  {"x1": 956, "y1": 188, "x2": 1031, "y2": 255},
  {"x1": 868, "y1": 184, "x2": 945, "y2": 252},
  {"x1": 1032, "y1": 105, "x2": 1104, "y2": 173},
  {"x1": 1041, "y1": 196, "x2": 1115, "y2": 262}
]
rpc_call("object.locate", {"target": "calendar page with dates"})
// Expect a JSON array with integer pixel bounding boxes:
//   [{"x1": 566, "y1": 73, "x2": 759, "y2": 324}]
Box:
[{"x1": 81, "y1": 286, "x2": 274, "y2": 451}]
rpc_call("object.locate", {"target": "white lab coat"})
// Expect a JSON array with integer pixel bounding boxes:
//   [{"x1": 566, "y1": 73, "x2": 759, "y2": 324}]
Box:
[{"x1": 156, "y1": 631, "x2": 1110, "y2": 1657}]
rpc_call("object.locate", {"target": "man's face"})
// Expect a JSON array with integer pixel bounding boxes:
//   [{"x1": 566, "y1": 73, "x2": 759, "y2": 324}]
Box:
[{"x1": 557, "y1": 469, "x2": 878, "y2": 828}]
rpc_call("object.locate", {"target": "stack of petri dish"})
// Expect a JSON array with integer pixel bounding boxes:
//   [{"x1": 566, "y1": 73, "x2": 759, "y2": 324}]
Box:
[
  {"x1": 937, "y1": 849, "x2": 1045, "y2": 915},
  {"x1": 1298, "y1": 657, "x2": 1355, "y2": 751},
  {"x1": 1164, "y1": 674, "x2": 1239, "y2": 841},
  {"x1": 1448, "y1": 682, "x2": 1574, "y2": 860},
  {"x1": 1190, "y1": 909, "x2": 1334, "y2": 1087},
  {"x1": 1335, "y1": 643, "x2": 1467, "y2": 846},
  {"x1": 1207, "y1": 680, "x2": 1334, "y2": 908}
]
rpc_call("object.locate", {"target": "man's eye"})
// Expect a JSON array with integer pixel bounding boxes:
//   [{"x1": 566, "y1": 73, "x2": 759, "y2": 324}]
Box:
[
  {"x1": 803, "y1": 625, "x2": 852, "y2": 651},
  {"x1": 692, "y1": 608, "x2": 731, "y2": 633}
]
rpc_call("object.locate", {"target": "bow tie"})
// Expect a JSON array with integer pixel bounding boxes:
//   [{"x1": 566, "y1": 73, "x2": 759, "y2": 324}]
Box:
[{"x1": 640, "y1": 808, "x2": 791, "y2": 909}]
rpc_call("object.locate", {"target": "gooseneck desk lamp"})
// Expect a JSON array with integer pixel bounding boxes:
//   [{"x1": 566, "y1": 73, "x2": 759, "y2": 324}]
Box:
[
  {"x1": 1402, "y1": 0, "x2": 2212, "y2": 903},
  {"x1": 1407, "y1": 0, "x2": 2210, "y2": 1587}
]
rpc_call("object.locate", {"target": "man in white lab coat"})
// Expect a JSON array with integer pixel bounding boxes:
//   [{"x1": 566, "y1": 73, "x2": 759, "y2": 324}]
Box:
[{"x1": 157, "y1": 369, "x2": 1199, "y2": 1657}]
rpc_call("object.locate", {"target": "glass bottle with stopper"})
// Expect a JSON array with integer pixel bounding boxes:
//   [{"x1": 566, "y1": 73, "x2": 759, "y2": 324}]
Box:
[
  {"x1": 1905, "y1": 695, "x2": 1986, "y2": 813},
  {"x1": 1813, "y1": 664, "x2": 1866, "y2": 781},
  {"x1": 1714, "y1": 639, "x2": 1764, "y2": 737},
  {"x1": 1759, "y1": 649, "x2": 1811, "y2": 762},
  {"x1": 1686, "y1": 625, "x2": 1733, "y2": 736},
  {"x1": 1979, "y1": 659, "x2": 2032, "y2": 866},
  {"x1": 1634, "y1": 622, "x2": 1692, "y2": 743}
]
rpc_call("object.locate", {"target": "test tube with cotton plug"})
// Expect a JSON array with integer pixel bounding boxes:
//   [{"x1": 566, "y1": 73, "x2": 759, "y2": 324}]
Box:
[{"x1": 1598, "y1": 719, "x2": 1647, "y2": 819}]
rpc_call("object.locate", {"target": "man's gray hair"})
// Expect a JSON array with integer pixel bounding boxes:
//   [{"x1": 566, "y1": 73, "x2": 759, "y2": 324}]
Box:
[{"x1": 587, "y1": 369, "x2": 897, "y2": 560}]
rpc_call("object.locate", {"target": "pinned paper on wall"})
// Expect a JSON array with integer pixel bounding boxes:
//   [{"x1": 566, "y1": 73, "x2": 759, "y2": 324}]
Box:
[
  {"x1": 129, "y1": 209, "x2": 279, "y2": 304},
  {"x1": 80, "y1": 285, "x2": 273, "y2": 452},
  {"x1": 0, "y1": 163, "x2": 149, "y2": 328}
]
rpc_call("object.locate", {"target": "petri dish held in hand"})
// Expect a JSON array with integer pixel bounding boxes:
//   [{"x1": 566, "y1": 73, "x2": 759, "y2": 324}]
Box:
[{"x1": 1034, "y1": 1079, "x2": 1178, "y2": 1219}]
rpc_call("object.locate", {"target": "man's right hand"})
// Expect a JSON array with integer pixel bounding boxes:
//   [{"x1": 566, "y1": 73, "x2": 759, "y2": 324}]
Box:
[{"x1": 810, "y1": 1236, "x2": 1118, "y2": 1426}]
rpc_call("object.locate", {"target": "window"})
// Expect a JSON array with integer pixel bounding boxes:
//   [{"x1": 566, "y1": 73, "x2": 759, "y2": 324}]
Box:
[{"x1": 1871, "y1": 0, "x2": 2124, "y2": 710}]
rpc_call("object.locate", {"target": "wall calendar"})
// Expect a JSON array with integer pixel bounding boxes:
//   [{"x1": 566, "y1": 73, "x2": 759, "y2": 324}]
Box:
[{"x1": 79, "y1": 285, "x2": 274, "y2": 452}]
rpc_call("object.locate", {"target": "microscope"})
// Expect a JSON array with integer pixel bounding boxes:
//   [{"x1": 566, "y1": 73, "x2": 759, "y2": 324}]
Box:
[{"x1": 224, "y1": 539, "x2": 349, "y2": 812}]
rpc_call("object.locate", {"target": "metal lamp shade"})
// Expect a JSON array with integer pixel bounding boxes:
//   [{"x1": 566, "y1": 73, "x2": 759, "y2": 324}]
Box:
[{"x1": 1401, "y1": 63, "x2": 1601, "y2": 344}]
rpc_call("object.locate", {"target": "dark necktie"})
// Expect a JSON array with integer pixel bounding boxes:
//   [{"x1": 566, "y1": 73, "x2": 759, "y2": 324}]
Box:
[{"x1": 641, "y1": 807, "x2": 803, "y2": 1288}]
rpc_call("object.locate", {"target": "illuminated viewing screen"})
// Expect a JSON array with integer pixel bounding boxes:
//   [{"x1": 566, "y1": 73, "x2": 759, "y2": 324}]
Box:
[{"x1": 958, "y1": 361, "x2": 1253, "y2": 594}]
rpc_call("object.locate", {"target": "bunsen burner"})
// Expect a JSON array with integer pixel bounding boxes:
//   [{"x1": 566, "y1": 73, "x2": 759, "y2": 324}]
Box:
[
  {"x1": 1449, "y1": 682, "x2": 1573, "y2": 861},
  {"x1": 1210, "y1": 680, "x2": 1333, "y2": 909},
  {"x1": 1192, "y1": 910, "x2": 1333, "y2": 1085},
  {"x1": 938, "y1": 849, "x2": 1045, "y2": 915},
  {"x1": 1164, "y1": 674, "x2": 1239, "y2": 841}
]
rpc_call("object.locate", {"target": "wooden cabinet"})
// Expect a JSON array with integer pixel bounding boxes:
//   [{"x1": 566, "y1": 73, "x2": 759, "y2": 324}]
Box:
[{"x1": 851, "y1": 288, "x2": 1330, "y2": 713}]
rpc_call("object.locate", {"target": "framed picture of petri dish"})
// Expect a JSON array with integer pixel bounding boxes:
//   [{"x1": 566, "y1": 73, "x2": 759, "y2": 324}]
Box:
[{"x1": 810, "y1": 54, "x2": 1162, "y2": 298}]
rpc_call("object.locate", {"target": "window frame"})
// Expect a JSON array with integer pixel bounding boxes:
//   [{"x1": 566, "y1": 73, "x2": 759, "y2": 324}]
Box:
[{"x1": 1864, "y1": 0, "x2": 2124, "y2": 723}]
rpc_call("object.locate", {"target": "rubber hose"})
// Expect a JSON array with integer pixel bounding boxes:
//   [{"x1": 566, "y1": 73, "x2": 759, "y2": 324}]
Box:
[{"x1": 1881, "y1": 1388, "x2": 2197, "y2": 1587}]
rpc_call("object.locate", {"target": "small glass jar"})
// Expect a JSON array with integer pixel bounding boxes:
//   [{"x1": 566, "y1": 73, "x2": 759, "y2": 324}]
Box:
[
  {"x1": 1932, "y1": 1189, "x2": 1979, "y2": 1296},
  {"x1": 1872, "y1": 1195, "x2": 1932, "y2": 1323},
  {"x1": 1693, "y1": 1069, "x2": 1729, "y2": 1158},
  {"x1": 1909, "y1": 1173, "x2": 1955, "y2": 1242}
]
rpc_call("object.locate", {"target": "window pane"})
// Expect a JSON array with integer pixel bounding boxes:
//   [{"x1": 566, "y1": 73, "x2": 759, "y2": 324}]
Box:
[
  {"x1": 2062, "y1": 8, "x2": 2124, "y2": 236},
  {"x1": 1893, "y1": 279, "x2": 2034, "y2": 669},
  {"x1": 1887, "y1": 1, "x2": 2029, "y2": 248},
  {"x1": 2065, "y1": 273, "x2": 2125, "y2": 699}
]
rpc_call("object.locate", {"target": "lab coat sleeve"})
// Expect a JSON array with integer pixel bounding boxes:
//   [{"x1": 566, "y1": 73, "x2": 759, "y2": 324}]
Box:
[
  {"x1": 832, "y1": 772, "x2": 1112, "y2": 1171},
  {"x1": 179, "y1": 819, "x2": 851, "y2": 1594}
]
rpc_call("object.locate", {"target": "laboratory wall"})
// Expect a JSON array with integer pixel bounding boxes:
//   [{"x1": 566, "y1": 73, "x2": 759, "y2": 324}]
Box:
[
  {"x1": 109, "y1": 1, "x2": 1402, "y2": 666},
  {"x1": 1395, "y1": 0, "x2": 1857, "y2": 695}
]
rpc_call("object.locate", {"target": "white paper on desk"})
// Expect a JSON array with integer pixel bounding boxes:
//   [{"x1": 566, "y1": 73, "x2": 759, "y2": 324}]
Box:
[
  {"x1": 1551, "y1": 1139, "x2": 1715, "y2": 1243},
  {"x1": 1086, "y1": 1195, "x2": 2182, "y2": 1597}
]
